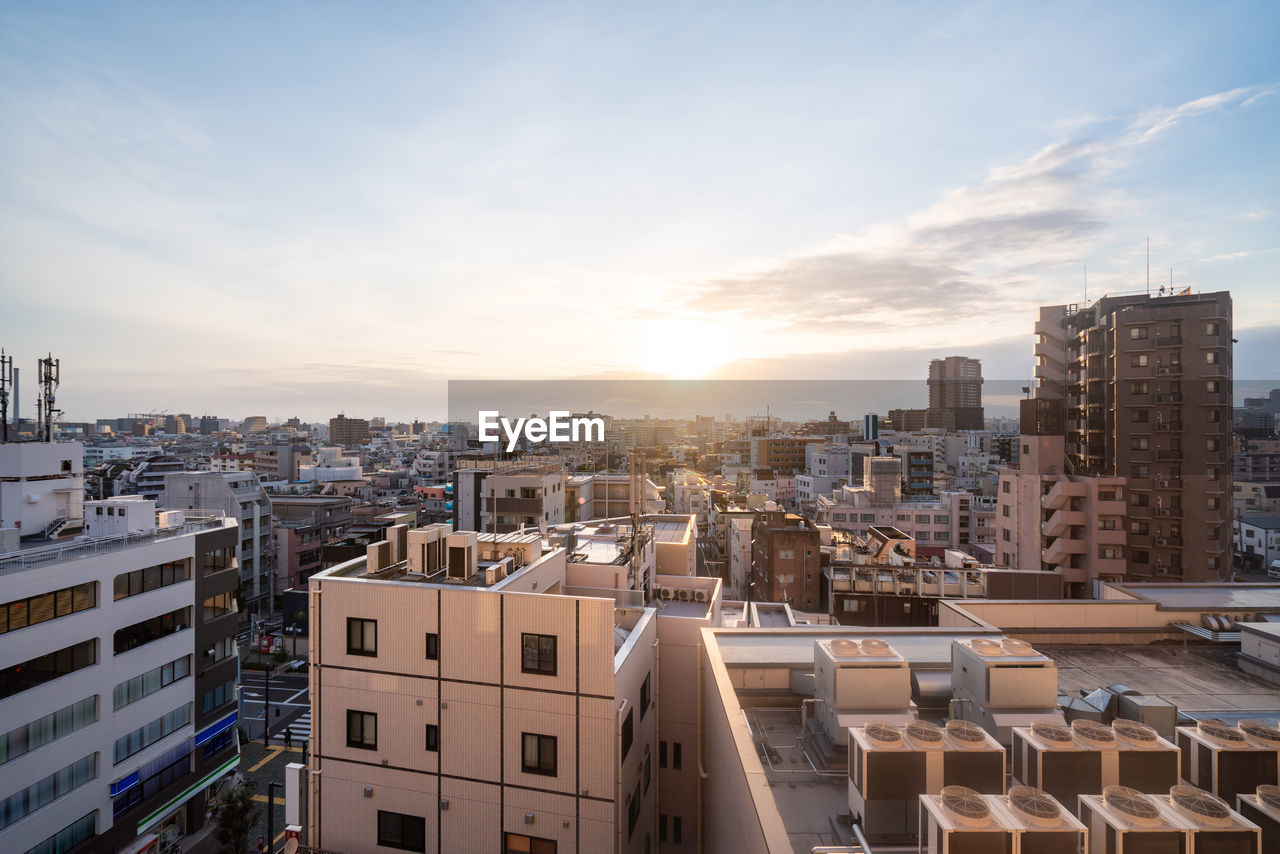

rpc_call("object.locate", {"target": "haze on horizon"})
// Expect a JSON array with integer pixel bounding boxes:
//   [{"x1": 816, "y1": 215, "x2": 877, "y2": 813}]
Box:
[{"x1": 1, "y1": 2, "x2": 1278, "y2": 423}]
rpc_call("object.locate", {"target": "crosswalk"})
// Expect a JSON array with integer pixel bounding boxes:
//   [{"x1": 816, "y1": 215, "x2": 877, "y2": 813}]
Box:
[{"x1": 273, "y1": 710, "x2": 311, "y2": 746}]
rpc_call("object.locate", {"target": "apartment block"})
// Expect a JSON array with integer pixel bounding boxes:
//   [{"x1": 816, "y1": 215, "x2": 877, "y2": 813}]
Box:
[
  {"x1": 748, "y1": 436, "x2": 826, "y2": 477},
  {"x1": 927, "y1": 355, "x2": 984, "y2": 430},
  {"x1": 1, "y1": 441, "x2": 240, "y2": 854},
  {"x1": 301, "y1": 523, "x2": 722, "y2": 853},
  {"x1": 1021, "y1": 289, "x2": 1233, "y2": 584},
  {"x1": 166, "y1": 470, "x2": 274, "y2": 614},
  {"x1": 751, "y1": 510, "x2": 821, "y2": 610},
  {"x1": 329, "y1": 415, "x2": 370, "y2": 446}
]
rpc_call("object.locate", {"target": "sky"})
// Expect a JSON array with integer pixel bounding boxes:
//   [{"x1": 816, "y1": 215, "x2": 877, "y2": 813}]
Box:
[{"x1": 1, "y1": 2, "x2": 1278, "y2": 422}]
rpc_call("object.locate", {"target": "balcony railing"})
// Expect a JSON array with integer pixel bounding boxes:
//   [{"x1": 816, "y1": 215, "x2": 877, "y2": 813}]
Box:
[
  {"x1": 1155, "y1": 336, "x2": 1183, "y2": 347},
  {"x1": 0, "y1": 514, "x2": 228, "y2": 577}
]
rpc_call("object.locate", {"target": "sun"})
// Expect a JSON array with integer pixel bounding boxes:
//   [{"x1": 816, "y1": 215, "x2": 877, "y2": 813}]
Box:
[{"x1": 641, "y1": 318, "x2": 727, "y2": 378}]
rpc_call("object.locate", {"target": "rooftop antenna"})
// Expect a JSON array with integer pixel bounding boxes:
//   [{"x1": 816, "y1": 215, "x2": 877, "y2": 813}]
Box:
[
  {"x1": 0, "y1": 349, "x2": 11, "y2": 443},
  {"x1": 36, "y1": 353, "x2": 60, "y2": 443}
]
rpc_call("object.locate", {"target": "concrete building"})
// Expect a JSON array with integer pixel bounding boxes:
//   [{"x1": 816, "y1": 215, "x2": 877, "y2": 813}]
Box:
[
  {"x1": 251, "y1": 442, "x2": 311, "y2": 482},
  {"x1": 296, "y1": 521, "x2": 723, "y2": 853},
  {"x1": 748, "y1": 436, "x2": 826, "y2": 477},
  {"x1": 1234, "y1": 481, "x2": 1280, "y2": 514},
  {"x1": 996, "y1": 412, "x2": 1128, "y2": 596},
  {"x1": 1025, "y1": 289, "x2": 1234, "y2": 584},
  {"x1": 1236, "y1": 513, "x2": 1280, "y2": 573},
  {"x1": 329, "y1": 414, "x2": 370, "y2": 446},
  {"x1": 751, "y1": 509, "x2": 821, "y2": 610},
  {"x1": 0, "y1": 443, "x2": 240, "y2": 854},
  {"x1": 166, "y1": 471, "x2": 274, "y2": 615},
  {"x1": 240, "y1": 415, "x2": 269, "y2": 435},
  {"x1": 927, "y1": 355, "x2": 984, "y2": 430},
  {"x1": 1236, "y1": 438, "x2": 1280, "y2": 483},
  {"x1": 816, "y1": 488, "x2": 994, "y2": 549}
]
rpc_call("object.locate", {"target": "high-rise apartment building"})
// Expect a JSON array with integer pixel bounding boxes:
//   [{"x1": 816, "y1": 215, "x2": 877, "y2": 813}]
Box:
[
  {"x1": 329, "y1": 414, "x2": 370, "y2": 446},
  {"x1": 166, "y1": 471, "x2": 274, "y2": 614},
  {"x1": 1, "y1": 442, "x2": 240, "y2": 854},
  {"x1": 927, "y1": 356, "x2": 984, "y2": 430},
  {"x1": 1001, "y1": 290, "x2": 1233, "y2": 586}
]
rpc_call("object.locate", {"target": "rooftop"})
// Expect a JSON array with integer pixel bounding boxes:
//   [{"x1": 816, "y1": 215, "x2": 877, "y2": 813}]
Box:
[
  {"x1": 0, "y1": 513, "x2": 232, "y2": 575},
  {"x1": 1113, "y1": 582, "x2": 1280, "y2": 610},
  {"x1": 1240, "y1": 513, "x2": 1280, "y2": 529}
]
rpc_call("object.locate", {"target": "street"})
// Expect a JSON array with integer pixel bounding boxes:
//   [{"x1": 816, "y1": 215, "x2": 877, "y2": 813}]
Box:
[{"x1": 239, "y1": 670, "x2": 311, "y2": 746}]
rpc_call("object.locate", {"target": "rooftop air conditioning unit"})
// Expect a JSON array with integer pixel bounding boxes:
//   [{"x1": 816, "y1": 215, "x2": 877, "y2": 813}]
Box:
[
  {"x1": 659, "y1": 587, "x2": 674, "y2": 600},
  {"x1": 1080, "y1": 786, "x2": 1187, "y2": 854},
  {"x1": 1014, "y1": 719, "x2": 1180, "y2": 810},
  {"x1": 993, "y1": 785, "x2": 1087, "y2": 854},
  {"x1": 1235, "y1": 784, "x2": 1280, "y2": 853},
  {"x1": 918, "y1": 786, "x2": 1014, "y2": 854},
  {"x1": 693, "y1": 589, "x2": 708, "y2": 603},
  {"x1": 1176, "y1": 719, "x2": 1280, "y2": 803},
  {"x1": 951, "y1": 638, "x2": 1063, "y2": 746},
  {"x1": 1158, "y1": 367, "x2": 1171, "y2": 375},
  {"x1": 1161, "y1": 784, "x2": 1262, "y2": 853},
  {"x1": 676, "y1": 588, "x2": 692, "y2": 602}
]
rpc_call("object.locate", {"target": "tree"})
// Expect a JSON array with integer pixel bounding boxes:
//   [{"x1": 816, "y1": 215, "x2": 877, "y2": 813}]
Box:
[{"x1": 215, "y1": 782, "x2": 261, "y2": 854}]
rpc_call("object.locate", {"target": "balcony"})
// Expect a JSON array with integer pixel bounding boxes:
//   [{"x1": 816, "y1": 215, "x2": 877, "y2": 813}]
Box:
[
  {"x1": 1044, "y1": 508, "x2": 1085, "y2": 538},
  {"x1": 1043, "y1": 536, "x2": 1085, "y2": 566},
  {"x1": 1155, "y1": 450, "x2": 1182, "y2": 460},
  {"x1": 1153, "y1": 536, "x2": 1183, "y2": 547},
  {"x1": 1154, "y1": 422, "x2": 1184, "y2": 432},
  {"x1": 1156, "y1": 393, "x2": 1183, "y2": 403},
  {"x1": 1044, "y1": 479, "x2": 1086, "y2": 510},
  {"x1": 1156, "y1": 507, "x2": 1183, "y2": 519},
  {"x1": 1095, "y1": 526, "x2": 1125, "y2": 545},
  {"x1": 1155, "y1": 336, "x2": 1183, "y2": 347},
  {"x1": 1096, "y1": 499, "x2": 1126, "y2": 516}
]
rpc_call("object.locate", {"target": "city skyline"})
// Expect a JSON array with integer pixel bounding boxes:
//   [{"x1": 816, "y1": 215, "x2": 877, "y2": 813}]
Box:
[{"x1": 2, "y1": 3, "x2": 1278, "y2": 418}]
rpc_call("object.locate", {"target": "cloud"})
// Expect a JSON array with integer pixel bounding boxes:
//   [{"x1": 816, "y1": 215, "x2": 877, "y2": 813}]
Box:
[{"x1": 676, "y1": 86, "x2": 1273, "y2": 341}]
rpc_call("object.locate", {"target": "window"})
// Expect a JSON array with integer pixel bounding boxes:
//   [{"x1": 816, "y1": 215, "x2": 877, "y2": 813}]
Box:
[
  {"x1": 1131, "y1": 381, "x2": 1149, "y2": 394},
  {"x1": 1131, "y1": 354, "x2": 1149, "y2": 367},
  {"x1": 201, "y1": 591, "x2": 235, "y2": 621},
  {"x1": 521, "y1": 633, "x2": 557, "y2": 676},
  {"x1": 347, "y1": 710, "x2": 377, "y2": 749},
  {"x1": 659, "y1": 740, "x2": 667, "y2": 768},
  {"x1": 778, "y1": 549, "x2": 795, "y2": 559},
  {"x1": 347, "y1": 618, "x2": 376, "y2": 656},
  {"x1": 114, "y1": 703, "x2": 190, "y2": 764},
  {"x1": 1002, "y1": 506, "x2": 1010, "y2": 517},
  {"x1": 645, "y1": 752, "x2": 652, "y2": 793},
  {"x1": 0, "y1": 696, "x2": 96, "y2": 767},
  {"x1": 1131, "y1": 464, "x2": 1149, "y2": 477},
  {"x1": 23, "y1": 810, "x2": 96, "y2": 854},
  {"x1": 201, "y1": 679, "x2": 235, "y2": 713},
  {"x1": 660, "y1": 815, "x2": 668, "y2": 843},
  {"x1": 629, "y1": 778, "x2": 642, "y2": 837},
  {"x1": 113, "y1": 561, "x2": 190, "y2": 600},
  {"x1": 114, "y1": 608, "x2": 190, "y2": 655},
  {"x1": 1206, "y1": 380, "x2": 1220, "y2": 393},
  {"x1": 860, "y1": 513, "x2": 875, "y2": 522},
  {"x1": 673, "y1": 815, "x2": 683, "y2": 844},
  {"x1": 1130, "y1": 437, "x2": 1149, "y2": 450},
  {"x1": 673, "y1": 741, "x2": 682, "y2": 770},
  {"x1": 377, "y1": 810, "x2": 426, "y2": 852},
  {"x1": 1205, "y1": 321, "x2": 1220, "y2": 335},
  {"x1": 113, "y1": 655, "x2": 191, "y2": 711},
  {"x1": 1129, "y1": 326, "x2": 1148, "y2": 339},
  {"x1": 504, "y1": 833, "x2": 557, "y2": 854},
  {"x1": 1206, "y1": 350, "x2": 1220, "y2": 364},
  {"x1": 0, "y1": 639, "x2": 96, "y2": 701},
  {"x1": 425, "y1": 633, "x2": 439, "y2": 660},
  {"x1": 1130, "y1": 521, "x2": 1149, "y2": 535},
  {"x1": 1, "y1": 582, "x2": 96, "y2": 636},
  {"x1": 1099, "y1": 547, "x2": 1120, "y2": 560},
  {"x1": 1206, "y1": 438, "x2": 1220, "y2": 452},
  {"x1": 621, "y1": 709, "x2": 634, "y2": 761},
  {"x1": 1131, "y1": 409, "x2": 1149, "y2": 422},
  {"x1": 0, "y1": 753, "x2": 95, "y2": 830},
  {"x1": 522, "y1": 733, "x2": 557, "y2": 776},
  {"x1": 202, "y1": 546, "x2": 234, "y2": 574},
  {"x1": 425, "y1": 724, "x2": 439, "y2": 752},
  {"x1": 640, "y1": 674, "x2": 651, "y2": 719},
  {"x1": 1132, "y1": 550, "x2": 1150, "y2": 564},
  {"x1": 1002, "y1": 481, "x2": 1011, "y2": 494}
]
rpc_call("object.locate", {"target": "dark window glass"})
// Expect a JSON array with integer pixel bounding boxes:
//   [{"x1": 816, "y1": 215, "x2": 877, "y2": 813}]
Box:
[
  {"x1": 425, "y1": 724, "x2": 438, "y2": 752},
  {"x1": 377, "y1": 810, "x2": 426, "y2": 852},
  {"x1": 0, "y1": 640, "x2": 97, "y2": 700},
  {"x1": 425, "y1": 633, "x2": 439, "y2": 660},
  {"x1": 347, "y1": 710, "x2": 376, "y2": 749},
  {"x1": 521, "y1": 633, "x2": 556, "y2": 675},
  {"x1": 621, "y1": 709, "x2": 634, "y2": 761},
  {"x1": 521, "y1": 732, "x2": 557, "y2": 776},
  {"x1": 347, "y1": 618, "x2": 377, "y2": 656}
]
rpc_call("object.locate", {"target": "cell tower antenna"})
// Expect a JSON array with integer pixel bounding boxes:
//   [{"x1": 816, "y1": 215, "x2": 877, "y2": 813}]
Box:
[
  {"x1": 0, "y1": 349, "x2": 11, "y2": 443},
  {"x1": 36, "y1": 353, "x2": 60, "y2": 443}
]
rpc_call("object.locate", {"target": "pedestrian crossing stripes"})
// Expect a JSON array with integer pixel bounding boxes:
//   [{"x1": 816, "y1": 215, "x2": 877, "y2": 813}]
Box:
[{"x1": 272, "y1": 710, "x2": 311, "y2": 745}]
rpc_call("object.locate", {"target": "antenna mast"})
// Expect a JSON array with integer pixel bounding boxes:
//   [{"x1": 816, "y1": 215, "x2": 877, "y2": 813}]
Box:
[
  {"x1": 37, "y1": 353, "x2": 60, "y2": 443},
  {"x1": 0, "y1": 349, "x2": 11, "y2": 443}
]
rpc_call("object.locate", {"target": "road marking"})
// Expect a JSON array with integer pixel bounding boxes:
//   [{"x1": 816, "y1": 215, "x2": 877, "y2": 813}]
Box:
[
  {"x1": 284, "y1": 688, "x2": 308, "y2": 703},
  {"x1": 249, "y1": 749, "x2": 283, "y2": 772}
]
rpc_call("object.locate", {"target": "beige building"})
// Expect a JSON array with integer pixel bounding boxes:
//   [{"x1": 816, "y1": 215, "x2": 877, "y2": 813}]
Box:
[
  {"x1": 1013, "y1": 289, "x2": 1233, "y2": 585},
  {"x1": 300, "y1": 519, "x2": 721, "y2": 854}
]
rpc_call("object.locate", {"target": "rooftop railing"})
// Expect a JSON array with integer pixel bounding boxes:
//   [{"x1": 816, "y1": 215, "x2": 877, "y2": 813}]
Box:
[{"x1": 0, "y1": 513, "x2": 229, "y2": 576}]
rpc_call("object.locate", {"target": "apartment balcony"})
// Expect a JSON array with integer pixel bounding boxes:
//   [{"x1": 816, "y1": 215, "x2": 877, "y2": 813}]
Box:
[
  {"x1": 486, "y1": 497, "x2": 544, "y2": 514},
  {"x1": 1153, "y1": 535, "x2": 1183, "y2": 548},
  {"x1": 1095, "y1": 526, "x2": 1125, "y2": 545},
  {"x1": 1151, "y1": 478, "x2": 1182, "y2": 490},
  {"x1": 1156, "y1": 393, "x2": 1183, "y2": 403},
  {"x1": 1043, "y1": 536, "x2": 1085, "y2": 566},
  {"x1": 1155, "y1": 507, "x2": 1183, "y2": 519},
  {"x1": 1043, "y1": 479, "x2": 1086, "y2": 510},
  {"x1": 1153, "y1": 365, "x2": 1182, "y2": 377},
  {"x1": 1093, "y1": 557, "x2": 1128, "y2": 577},
  {"x1": 1087, "y1": 416, "x2": 1105, "y2": 431},
  {"x1": 1044, "y1": 508, "x2": 1085, "y2": 538},
  {"x1": 1155, "y1": 336, "x2": 1183, "y2": 347},
  {"x1": 1096, "y1": 499, "x2": 1126, "y2": 516},
  {"x1": 1154, "y1": 422, "x2": 1184, "y2": 432}
]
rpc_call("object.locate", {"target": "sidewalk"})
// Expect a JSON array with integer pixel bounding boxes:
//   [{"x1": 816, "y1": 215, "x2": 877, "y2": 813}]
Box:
[{"x1": 186, "y1": 740, "x2": 300, "y2": 854}]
